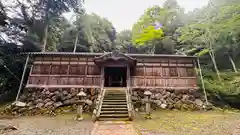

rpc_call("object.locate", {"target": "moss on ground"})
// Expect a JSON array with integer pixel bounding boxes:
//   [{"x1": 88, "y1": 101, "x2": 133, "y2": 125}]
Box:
[{"x1": 134, "y1": 110, "x2": 240, "y2": 135}]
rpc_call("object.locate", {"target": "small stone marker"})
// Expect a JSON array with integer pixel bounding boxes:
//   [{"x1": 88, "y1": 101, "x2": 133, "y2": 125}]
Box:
[
  {"x1": 144, "y1": 91, "x2": 152, "y2": 119},
  {"x1": 76, "y1": 89, "x2": 86, "y2": 121}
]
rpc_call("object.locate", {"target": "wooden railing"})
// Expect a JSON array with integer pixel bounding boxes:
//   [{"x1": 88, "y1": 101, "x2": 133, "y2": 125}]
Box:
[
  {"x1": 125, "y1": 87, "x2": 134, "y2": 120},
  {"x1": 92, "y1": 88, "x2": 106, "y2": 121}
]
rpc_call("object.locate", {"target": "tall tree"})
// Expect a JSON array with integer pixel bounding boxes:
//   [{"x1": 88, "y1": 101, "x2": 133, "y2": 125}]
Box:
[
  {"x1": 132, "y1": 0, "x2": 185, "y2": 54},
  {"x1": 4, "y1": 0, "x2": 83, "y2": 51}
]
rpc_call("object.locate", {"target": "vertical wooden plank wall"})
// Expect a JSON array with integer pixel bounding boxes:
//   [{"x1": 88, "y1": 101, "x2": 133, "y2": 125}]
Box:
[
  {"x1": 131, "y1": 58, "x2": 198, "y2": 89},
  {"x1": 27, "y1": 55, "x2": 101, "y2": 88}
]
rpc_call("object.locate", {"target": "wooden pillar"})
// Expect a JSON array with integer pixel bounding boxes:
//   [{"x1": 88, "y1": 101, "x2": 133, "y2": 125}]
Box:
[
  {"x1": 100, "y1": 67, "x2": 104, "y2": 89},
  {"x1": 84, "y1": 58, "x2": 88, "y2": 85},
  {"x1": 47, "y1": 56, "x2": 53, "y2": 85},
  {"x1": 127, "y1": 66, "x2": 130, "y2": 89},
  {"x1": 143, "y1": 63, "x2": 146, "y2": 88},
  {"x1": 16, "y1": 54, "x2": 30, "y2": 101}
]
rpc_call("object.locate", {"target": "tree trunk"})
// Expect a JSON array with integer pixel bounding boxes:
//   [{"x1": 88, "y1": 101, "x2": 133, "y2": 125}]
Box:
[
  {"x1": 209, "y1": 51, "x2": 221, "y2": 81},
  {"x1": 42, "y1": 24, "x2": 49, "y2": 52},
  {"x1": 73, "y1": 32, "x2": 79, "y2": 53},
  {"x1": 228, "y1": 54, "x2": 238, "y2": 73},
  {"x1": 207, "y1": 28, "x2": 221, "y2": 82},
  {"x1": 197, "y1": 58, "x2": 208, "y2": 105}
]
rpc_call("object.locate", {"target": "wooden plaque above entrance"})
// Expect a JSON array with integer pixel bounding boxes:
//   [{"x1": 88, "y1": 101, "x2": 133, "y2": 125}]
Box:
[{"x1": 93, "y1": 51, "x2": 137, "y2": 67}]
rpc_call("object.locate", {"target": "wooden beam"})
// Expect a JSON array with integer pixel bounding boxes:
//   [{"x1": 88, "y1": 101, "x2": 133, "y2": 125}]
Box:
[
  {"x1": 131, "y1": 76, "x2": 197, "y2": 79},
  {"x1": 29, "y1": 74, "x2": 101, "y2": 78},
  {"x1": 131, "y1": 86, "x2": 199, "y2": 90},
  {"x1": 16, "y1": 55, "x2": 30, "y2": 101},
  {"x1": 26, "y1": 85, "x2": 101, "y2": 89}
]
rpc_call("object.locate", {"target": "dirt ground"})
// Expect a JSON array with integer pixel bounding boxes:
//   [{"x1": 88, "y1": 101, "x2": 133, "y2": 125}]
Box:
[
  {"x1": 1, "y1": 110, "x2": 240, "y2": 135},
  {"x1": 133, "y1": 110, "x2": 240, "y2": 135},
  {"x1": 0, "y1": 114, "x2": 94, "y2": 135}
]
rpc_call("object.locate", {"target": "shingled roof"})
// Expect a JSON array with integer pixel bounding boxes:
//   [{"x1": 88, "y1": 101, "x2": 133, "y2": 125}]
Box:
[{"x1": 22, "y1": 51, "x2": 197, "y2": 59}]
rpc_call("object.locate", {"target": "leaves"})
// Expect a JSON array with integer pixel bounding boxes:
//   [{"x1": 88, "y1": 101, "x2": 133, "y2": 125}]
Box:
[{"x1": 134, "y1": 25, "x2": 164, "y2": 46}]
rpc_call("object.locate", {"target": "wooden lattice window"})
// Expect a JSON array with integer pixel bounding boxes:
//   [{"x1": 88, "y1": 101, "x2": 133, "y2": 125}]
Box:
[
  {"x1": 69, "y1": 65, "x2": 85, "y2": 75},
  {"x1": 162, "y1": 67, "x2": 169, "y2": 77},
  {"x1": 32, "y1": 65, "x2": 50, "y2": 74},
  {"x1": 135, "y1": 67, "x2": 144, "y2": 76},
  {"x1": 32, "y1": 65, "x2": 41, "y2": 74},
  {"x1": 169, "y1": 68, "x2": 178, "y2": 77},
  {"x1": 41, "y1": 65, "x2": 50, "y2": 74},
  {"x1": 153, "y1": 67, "x2": 161, "y2": 76},
  {"x1": 145, "y1": 67, "x2": 153, "y2": 76},
  {"x1": 51, "y1": 65, "x2": 68, "y2": 74},
  {"x1": 88, "y1": 66, "x2": 100, "y2": 75}
]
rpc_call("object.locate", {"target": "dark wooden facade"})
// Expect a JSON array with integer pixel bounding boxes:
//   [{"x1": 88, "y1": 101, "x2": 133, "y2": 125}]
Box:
[{"x1": 26, "y1": 51, "x2": 198, "y2": 90}]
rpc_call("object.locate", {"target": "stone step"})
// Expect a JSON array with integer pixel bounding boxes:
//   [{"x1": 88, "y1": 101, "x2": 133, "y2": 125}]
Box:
[
  {"x1": 101, "y1": 108, "x2": 128, "y2": 111},
  {"x1": 102, "y1": 102, "x2": 126, "y2": 105},
  {"x1": 100, "y1": 114, "x2": 129, "y2": 118},
  {"x1": 101, "y1": 110, "x2": 128, "y2": 114},
  {"x1": 104, "y1": 97, "x2": 126, "y2": 100},
  {"x1": 105, "y1": 95, "x2": 126, "y2": 97},
  {"x1": 105, "y1": 92, "x2": 125, "y2": 95},
  {"x1": 102, "y1": 104, "x2": 127, "y2": 108},
  {"x1": 98, "y1": 117, "x2": 130, "y2": 121},
  {"x1": 106, "y1": 91, "x2": 125, "y2": 93},
  {"x1": 103, "y1": 100, "x2": 126, "y2": 102},
  {"x1": 105, "y1": 91, "x2": 126, "y2": 94},
  {"x1": 105, "y1": 94, "x2": 126, "y2": 96}
]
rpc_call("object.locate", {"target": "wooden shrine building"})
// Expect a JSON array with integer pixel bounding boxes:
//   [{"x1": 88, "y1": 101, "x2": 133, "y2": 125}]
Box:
[{"x1": 25, "y1": 51, "x2": 198, "y2": 90}]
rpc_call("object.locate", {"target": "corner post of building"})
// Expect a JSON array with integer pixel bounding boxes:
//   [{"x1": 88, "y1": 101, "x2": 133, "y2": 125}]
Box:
[{"x1": 15, "y1": 54, "x2": 30, "y2": 101}]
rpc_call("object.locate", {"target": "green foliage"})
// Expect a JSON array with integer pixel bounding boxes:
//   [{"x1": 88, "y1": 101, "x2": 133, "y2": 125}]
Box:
[
  {"x1": 132, "y1": 0, "x2": 184, "y2": 53},
  {"x1": 201, "y1": 71, "x2": 240, "y2": 108},
  {"x1": 134, "y1": 25, "x2": 164, "y2": 46}
]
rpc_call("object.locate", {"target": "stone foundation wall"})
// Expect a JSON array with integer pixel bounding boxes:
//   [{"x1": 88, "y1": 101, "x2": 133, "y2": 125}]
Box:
[
  {"x1": 4, "y1": 88, "x2": 100, "y2": 116},
  {"x1": 132, "y1": 89, "x2": 205, "y2": 112},
  {"x1": 3, "y1": 88, "x2": 207, "y2": 116}
]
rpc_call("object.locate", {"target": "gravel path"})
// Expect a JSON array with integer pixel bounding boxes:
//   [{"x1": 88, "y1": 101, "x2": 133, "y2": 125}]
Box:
[{"x1": 0, "y1": 115, "x2": 94, "y2": 135}]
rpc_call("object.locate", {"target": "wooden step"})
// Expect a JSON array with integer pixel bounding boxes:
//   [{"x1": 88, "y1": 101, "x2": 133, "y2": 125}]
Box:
[
  {"x1": 101, "y1": 110, "x2": 128, "y2": 114},
  {"x1": 100, "y1": 114, "x2": 129, "y2": 118}
]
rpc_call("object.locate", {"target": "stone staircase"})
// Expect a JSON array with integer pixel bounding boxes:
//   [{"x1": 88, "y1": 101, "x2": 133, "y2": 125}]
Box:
[{"x1": 98, "y1": 89, "x2": 130, "y2": 121}]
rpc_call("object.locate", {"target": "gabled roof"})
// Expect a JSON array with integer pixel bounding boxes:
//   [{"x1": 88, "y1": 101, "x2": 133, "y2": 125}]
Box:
[{"x1": 93, "y1": 51, "x2": 137, "y2": 67}]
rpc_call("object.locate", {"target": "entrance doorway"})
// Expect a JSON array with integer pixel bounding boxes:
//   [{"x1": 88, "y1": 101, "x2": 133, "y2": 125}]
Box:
[{"x1": 104, "y1": 67, "x2": 127, "y2": 87}]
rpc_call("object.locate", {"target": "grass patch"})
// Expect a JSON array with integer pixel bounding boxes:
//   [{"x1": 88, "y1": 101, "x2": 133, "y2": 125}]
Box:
[{"x1": 133, "y1": 110, "x2": 240, "y2": 135}]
